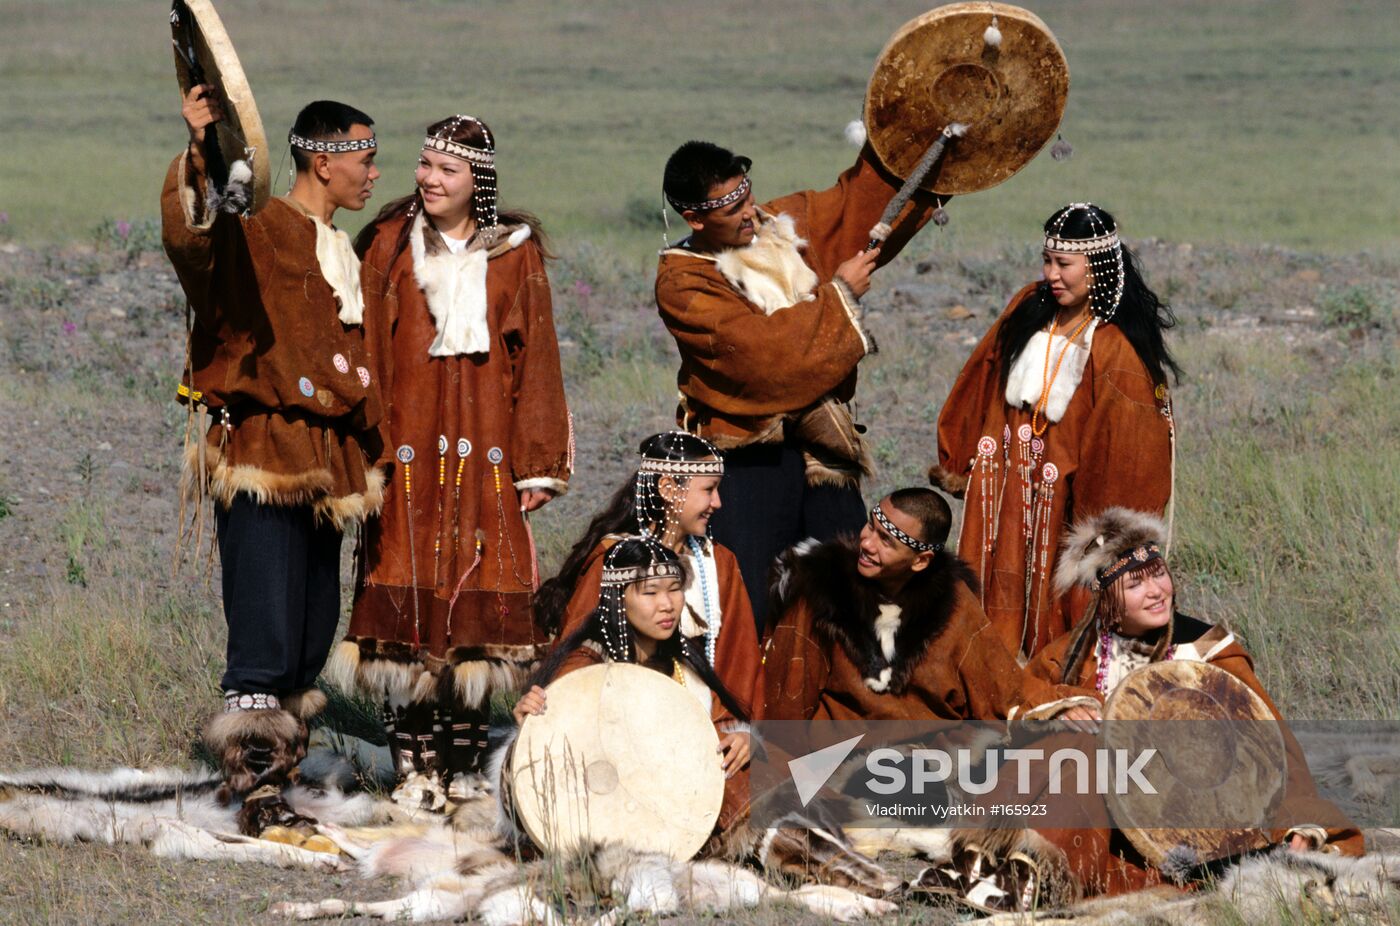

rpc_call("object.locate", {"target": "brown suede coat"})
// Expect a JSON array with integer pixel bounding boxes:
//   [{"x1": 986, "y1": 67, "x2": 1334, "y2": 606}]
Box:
[
  {"x1": 1019, "y1": 617, "x2": 1364, "y2": 897},
  {"x1": 348, "y1": 214, "x2": 571, "y2": 661},
  {"x1": 558, "y1": 537, "x2": 765, "y2": 721},
  {"x1": 160, "y1": 152, "x2": 385, "y2": 528},
  {"x1": 762, "y1": 538, "x2": 1092, "y2": 723},
  {"x1": 656, "y1": 149, "x2": 935, "y2": 448},
  {"x1": 934, "y1": 284, "x2": 1174, "y2": 658}
]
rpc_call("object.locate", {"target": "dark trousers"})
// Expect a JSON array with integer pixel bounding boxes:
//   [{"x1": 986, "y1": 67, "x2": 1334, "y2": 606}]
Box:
[
  {"x1": 215, "y1": 495, "x2": 342, "y2": 694},
  {"x1": 709, "y1": 443, "x2": 866, "y2": 637}
]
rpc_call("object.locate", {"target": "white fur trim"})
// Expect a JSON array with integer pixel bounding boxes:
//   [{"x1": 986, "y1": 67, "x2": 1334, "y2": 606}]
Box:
[
  {"x1": 176, "y1": 149, "x2": 215, "y2": 232},
  {"x1": 506, "y1": 225, "x2": 531, "y2": 248},
  {"x1": 311, "y1": 216, "x2": 365, "y2": 326},
  {"x1": 682, "y1": 542, "x2": 724, "y2": 644},
  {"x1": 844, "y1": 119, "x2": 867, "y2": 148},
  {"x1": 865, "y1": 667, "x2": 893, "y2": 693},
  {"x1": 410, "y1": 212, "x2": 492, "y2": 356},
  {"x1": 1004, "y1": 319, "x2": 1098, "y2": 422},
  {"x1": 874, "y1": 604, "x2": 901, "y2": 663},
  {"x1": 712, "y1": 212, "x2": 819, "y2": 315},
  {"x1": 1175, "y1": 630, "x2": 1236, "y2": 664},
  {"x1": 512, "y1": 476, "x2": 568, "y2": 497},
  {"x1": 830, "y1": 278, "x2": 871, "y2": 354}
]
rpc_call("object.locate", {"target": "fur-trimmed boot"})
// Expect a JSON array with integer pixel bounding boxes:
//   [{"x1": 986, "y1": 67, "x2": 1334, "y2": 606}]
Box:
[
  {"x1": 204, "y1": 688, "x2": 322, "y2": 837},
  {"x1": 439, "y1": 652, "x2": 529, "y2": 801},
  {"x1": 383, "y1": 699, "x2": 451, "y2": 812}
]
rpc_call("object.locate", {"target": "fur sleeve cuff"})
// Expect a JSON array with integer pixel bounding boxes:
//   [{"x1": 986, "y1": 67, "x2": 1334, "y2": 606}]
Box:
[
  {"x1": 830, "y1": 280, "x2": 873, "y2": 356},
  {"x1": 514, "y1": 476, "x2": 568, "y2": 497},
  {"x1": 718, "y1": 721, "x2": 752, "y2": 737},
  {"x1": 177, "y1": 148, "x2": 216, "y2": 233},
  {"x1": 927, "y1": 463, "x2": 970, "y2": 496},
  {"x1": 1011, "y1": 696, "x2": 1101, "y2": 734}
]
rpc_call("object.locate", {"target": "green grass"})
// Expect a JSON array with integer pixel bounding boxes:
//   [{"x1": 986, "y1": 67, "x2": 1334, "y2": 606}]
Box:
[{"x1": 1, "y1": 0, "x2": 1398, "y2": 253}]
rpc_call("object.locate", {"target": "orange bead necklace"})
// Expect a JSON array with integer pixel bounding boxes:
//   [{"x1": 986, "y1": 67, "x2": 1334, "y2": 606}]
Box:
[{"x1": 1030, "y1": 310, "x2": 1094, "y2": 437}]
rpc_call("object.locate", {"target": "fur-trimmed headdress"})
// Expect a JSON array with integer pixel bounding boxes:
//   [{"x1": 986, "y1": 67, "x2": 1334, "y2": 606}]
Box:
[
  {"x1": 1053, "y1": 507, "x2": 1171, "y2": 686},
  {"x1": 1054, "y1": 507, "x2": 1168, "y2": 594}
]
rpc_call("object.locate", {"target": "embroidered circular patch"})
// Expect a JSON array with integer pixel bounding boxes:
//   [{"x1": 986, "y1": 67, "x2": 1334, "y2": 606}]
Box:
[
  {"x1": 1155, "y1": 383, "x2": 1168, "y2": 401},
  {"x1": 977, "y1": 436, "x2": 997, "y2": 457},
  {"x1": 396, "y1": 445, "x2": 415, "y2": 464},
  {"x1": 1042, "y1": 462, "x2": 1060, "y2": 484},
  {"x1": 356, "y1": 366, "x2": 371, "y2": 387},
  {"x1": 487, "y1": 446, "x2": 504, "y2": 465},
  {"x1": 333, "y1": 353, "x2": 349, "y2": 374},
  {"x1": 457, "y1": 438, "x2": 472, "y2": 458},
  {"x1": 1003, "y1": 424, "x2": 1011, "y2": 443},
  {"x1": 1134, "y1": 546, "x2": 1150, "y2": 561},
  {"x1": 1031, "y1": 437, "x2": 1045, "y2": 455},
  {"x1": 1017, "y1": 424, "x2": 1033, "y2": 443},
  {"x1": 437, "y1": 435, "x2": 448, "y2": 455},
  {"x1": 298, "y1": 376, "x2": 315, "y2": 397}
]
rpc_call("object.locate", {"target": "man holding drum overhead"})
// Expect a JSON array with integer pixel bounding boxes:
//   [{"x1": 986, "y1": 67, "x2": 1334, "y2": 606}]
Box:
[
  {"x1": 655, "y1": 139, "x2": 938, "y2": 634},
  {"x1": 655, "y1": 4, "x2": 1071, "y2": 635},
  {"x1": 162, "y1": 0, "x2": 385, "y2": 836}
]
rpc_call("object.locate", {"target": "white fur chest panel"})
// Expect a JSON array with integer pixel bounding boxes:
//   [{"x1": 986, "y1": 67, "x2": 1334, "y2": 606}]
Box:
[
  {"x1": 410, "y1": 213, "x2": 492, "y2": 356},
  {"x1": 311, "y1": 217, "x2": 365, "y2": 326},
  {"x1": 865, "y1": 604, "x2": 903, "y2": 692},
  {"x1": 1004, "y1": 320, "x2": 1099, "y2": 423},
  {"x1": 712, "y1": 213, "x2": 819, "y2": 315}
]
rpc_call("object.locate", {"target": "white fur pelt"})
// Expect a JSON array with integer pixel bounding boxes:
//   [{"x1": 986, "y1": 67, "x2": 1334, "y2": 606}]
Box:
[
  {"x1": 1004, "y1": 320, "x2": 1098, "y2": 423},
  {"x1": 713, "y1": 212, "x2": 819, "y2": 314},
  {"x1": 273, "y1": 800, "x2": 897, "y2": 924},
  {"x1": 968, "y1": 848, "x2": 1400, "y2": 926},
  {"x1": 0, "y1": 766, "x2": 385, "y2": 871}
]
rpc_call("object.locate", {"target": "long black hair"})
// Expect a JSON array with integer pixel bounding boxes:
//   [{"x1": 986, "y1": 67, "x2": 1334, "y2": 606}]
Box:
[
  {"x1": 994, "y1": 204, "x2": 1182, "y2": 388},
  {"x1": 534, "y1": 431, "x2": 719, "y2": 636},
  {"x1": 352, "y1": 115, "x2": 550, "y2": 260},
  {"x1": 529, "y1": 538, "x2": 750, "y2": 724}
]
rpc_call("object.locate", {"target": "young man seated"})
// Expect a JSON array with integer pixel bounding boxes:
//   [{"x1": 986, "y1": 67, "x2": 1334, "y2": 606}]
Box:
[{"x1": 763, "y1": 487, "x2": 1093, "y2": 724}]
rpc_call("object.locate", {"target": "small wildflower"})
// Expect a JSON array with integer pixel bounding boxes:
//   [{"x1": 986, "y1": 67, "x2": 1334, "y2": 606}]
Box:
[
  {"x1": 116, "y1": 220, "x2": 132, "y2": 239},
  {"x1": 573, "y1": 280, "x2": 593, "y2": 298},
  {"x1": 62, "y1": 321, "x2": 76, "y2": 335},
  {"x1": 0, "y1": 211, "x2": 9, "y2": 225}
]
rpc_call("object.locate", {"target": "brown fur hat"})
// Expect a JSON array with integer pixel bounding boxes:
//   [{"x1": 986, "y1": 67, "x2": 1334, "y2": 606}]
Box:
[{"x1": 1054, "y1": 507, "x2": 1168, "y2": 594}]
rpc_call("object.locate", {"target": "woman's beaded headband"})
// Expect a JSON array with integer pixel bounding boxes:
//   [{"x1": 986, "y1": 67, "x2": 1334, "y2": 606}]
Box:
[{"x1": 1095, "y1": 543, "x2": 1163, "y2": 591}]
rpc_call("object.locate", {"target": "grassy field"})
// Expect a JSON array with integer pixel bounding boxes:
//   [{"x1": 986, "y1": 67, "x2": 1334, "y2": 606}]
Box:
[
  {"x1": 2, "y1": 0, "x2": 1399, "y2": 254},
  {"x1": 2, "y1": 0, "x2": 1400, "y2": 923}
]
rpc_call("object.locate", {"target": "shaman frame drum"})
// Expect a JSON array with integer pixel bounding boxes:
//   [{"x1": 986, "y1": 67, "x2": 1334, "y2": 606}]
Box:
[
  {"x1": 1102, "y1": 660, "x2": 1286, "y2": 867},
  {"x1": 170, "y1": 0, "x2": 271, "y2": 212},
  {"x1": 864, "y1": 2, "x2": 1068, "y2": 195},
  {"x1": 504, "y1": 663, "x2": 724, "y2": 860}
]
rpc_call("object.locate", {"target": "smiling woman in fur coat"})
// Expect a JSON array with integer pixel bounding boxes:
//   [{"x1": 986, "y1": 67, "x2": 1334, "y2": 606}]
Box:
[
  {"x1": 931, "y1": 203, "x2": 1178, "y2": 660},
  {"x1": 324, "y1": 115, "x2": 572, "y2": 809}
]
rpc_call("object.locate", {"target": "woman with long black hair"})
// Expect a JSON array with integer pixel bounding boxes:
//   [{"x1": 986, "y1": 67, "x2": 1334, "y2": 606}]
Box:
[
  {"x1": 931, "y1": 203, "x2": 1179, "y2": 660},
  {"x1": 535, "y1": 431, "x2": 763, "y2": 722},
  {"x1": 517, "y1": 536, "x2": 751, "y2": 830}
]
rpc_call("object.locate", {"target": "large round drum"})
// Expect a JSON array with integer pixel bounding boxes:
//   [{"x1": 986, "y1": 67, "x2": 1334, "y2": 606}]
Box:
[
  {"x1": 504, "y1": 663, "x2": 724, "y2": 860},
  {"x1": 1102, "y1": 661, "x2": 1286, "y2": 867},
  {"x1": 170, "y1": 0, "x2": 271, "y2": 212},
  {"x1": 864, "y1": 2, "x2": 1068, "y2": 195}
]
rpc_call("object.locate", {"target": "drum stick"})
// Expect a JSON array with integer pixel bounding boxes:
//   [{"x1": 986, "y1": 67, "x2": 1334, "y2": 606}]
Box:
[{"x1": 865, "y1": 122, "x2": 966, "y2": 251}]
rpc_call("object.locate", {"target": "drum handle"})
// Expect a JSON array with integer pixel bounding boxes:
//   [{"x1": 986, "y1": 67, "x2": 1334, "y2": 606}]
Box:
[{"x1": 865, "y1": 122, "x2": 966, "y2": 251}]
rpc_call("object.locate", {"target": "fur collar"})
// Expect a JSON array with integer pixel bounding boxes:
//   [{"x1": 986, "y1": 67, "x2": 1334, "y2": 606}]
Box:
[
  {"x1": 770, "y1": 536, "x2": 978, "y2": 695},
  {"x1": 409, "y1": 212, "x2": 532, "y2": 357},
  {"x1": 1003, "y1": 319, "x2": 1099, "y2": 422},
  {"x1": 710, "y1": 211, "x2": 819, "y2": 315}
]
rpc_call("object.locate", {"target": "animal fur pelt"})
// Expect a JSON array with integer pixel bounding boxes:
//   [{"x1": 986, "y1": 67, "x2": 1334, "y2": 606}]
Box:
[
  {"x1": 0, "y1": 766, "x2": 384, "y2": 871},
  {"x1": 967, "y1": 847, "x2": 1400, "y2": 925},
  {"x1": 713, "y1": 211, "x2": 820, "y2": 315},
  {"x1": 769, "y1": 535, "x2": 978, "y2": 695},
  {"x1": 1054, "y1": 506, "x2": 1169, "y2": 594},
  {"x1": 271, "y1": 819, "x2": 898, "y2": 924}
]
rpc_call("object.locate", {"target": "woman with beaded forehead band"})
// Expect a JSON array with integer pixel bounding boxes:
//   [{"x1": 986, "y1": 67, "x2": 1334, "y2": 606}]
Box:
[
  {"x1": 518, "y1": 537, "x2": 753, "y2": 836},
  {"x1": 930, "y1": 203, "x2": 1180, "y2": 660},
  {"x1": 1011, "y1": 507, "x2": 1363, "y2": 898},
  {"x1": 324, "y1": 115, "x2": 573, "y2": 809},
  {"x1": 535, "y1": 432, "x2": 764, "y2": 724}
]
